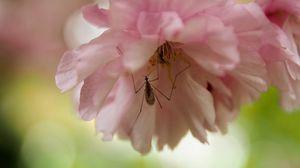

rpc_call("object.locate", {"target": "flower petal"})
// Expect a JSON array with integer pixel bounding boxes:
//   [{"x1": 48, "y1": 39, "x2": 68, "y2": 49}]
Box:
[
  {"x1": 186, "y1": 74, "x2": 216, "y2": 126},
  {"x1": 121, "y1": 35, "x2": 158, "y2": 72},
  {"x1": 79, "y1": 59, "x2": 122, "y2": 121},
  {"x1": 82, "y1": 3, "x2": 109, "y2": 27},
  {"x1": 109, "y1": 0, "x2": 143, "y2": 30},
  {"x1": 206, "y1": 29, "x2": 240, "y2": 71},
  {"x1": 55, "y1": 32, "x2": 119, "y2": 92},
  {"x1": 137, "y1": 11, "x2": 184, "y2": 39},
  {"x1": 172, "y1": 73, "x2": 214, "y2": 142},
  {"x1": 266, "y1": 62, "x2": 297, "y2": 111},
  {"x1": 215, "y1": 98, "x2": 234, "y2": 134},
  {"x1": 184, "y1": 41, "x2": 239, "y2": 75},
  {"x1": 180, "y1": 15, "x2": 239, "y2": 75},
  {"x1": 155, "y1": 106, "x2": 188, "y2": 150},
  {"x1": 147, "y1": 0, "x2": 226, "y2": 18},
  {"x1": 130, "y1": 99, "x2": 156, "y2": 154},
  {"x1": 219, "y1": 3, "x2": 268, "y2": 33},
  {"x1": 95, "y1": 75, "x2": 135, "y2": 140}
]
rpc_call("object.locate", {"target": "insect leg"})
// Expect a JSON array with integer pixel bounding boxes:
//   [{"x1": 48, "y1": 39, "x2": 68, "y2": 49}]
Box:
[
  {"x1": 150, "y1": 63, "x2": 191, "y2": 100},
  {"x1": 136, "y1": 92, "x2": 145, "y2": 123},
  {"x1": 149, "y1": 77, "x2": 159, "y2": 82},
  {"x1": 129, "y1": 92, "x2": 145, "y2": 134},
  {"x1": 153, "y1": 92, "x2": 163, "y2": 109},
  {"x1": 171, "y1": 63, "x2": 191, "y2": 88},
  {"x1": 151, "y1": 84, "x2": 171, "y2": 101},
  {"x1": 168, "y1": 63, "x2": 191, "y2": 98},
  {"x1": 149, "y1": 62, "x2": 160, "y2": 82},
  {"x1": 131, "y1": 74, "x2": 145, "y2": 93}
]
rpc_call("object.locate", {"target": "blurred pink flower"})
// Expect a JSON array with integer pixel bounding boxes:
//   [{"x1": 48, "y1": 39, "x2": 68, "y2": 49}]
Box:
[
  {"x1": 56, "y1": 0, "x2": 286, "y2": 153},
  {"x1": 0, "y1": 0, "x2": 90, "y2": 71},
  {"x1": 256, "y1": 0, "x2": 300, "y2": 111}
]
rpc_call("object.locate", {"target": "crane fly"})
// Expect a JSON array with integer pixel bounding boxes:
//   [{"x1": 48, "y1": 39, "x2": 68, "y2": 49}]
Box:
[
  {"x1": 150, "y1": 41, "x2": 190, "y2": 84},
  {"x1": 129, "y1": 41, "x2": 191, "y2": 134},
  {"x1": 129, "y1": 63, "x2": 190, "y2": 133}
]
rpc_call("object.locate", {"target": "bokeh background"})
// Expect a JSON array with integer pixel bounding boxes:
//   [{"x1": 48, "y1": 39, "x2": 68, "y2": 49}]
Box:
[{"x1": 1, "y1": 0, "x2": 300, "y2": 168}]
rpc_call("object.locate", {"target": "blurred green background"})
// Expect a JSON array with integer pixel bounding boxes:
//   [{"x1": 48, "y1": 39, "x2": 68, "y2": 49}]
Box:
[{"x1": 1, "y1": 0, "x2": 300, "y2": 168}]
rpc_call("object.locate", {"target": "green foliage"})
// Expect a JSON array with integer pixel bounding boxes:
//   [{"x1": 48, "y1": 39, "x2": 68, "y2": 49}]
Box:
[{"x1": 240, "y1": 88, "x2": 300, "y2": 168}]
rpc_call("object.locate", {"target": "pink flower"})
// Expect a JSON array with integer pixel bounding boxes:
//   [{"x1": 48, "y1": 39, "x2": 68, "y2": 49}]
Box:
[
  {"x1": 56, "y1": 0, "x2": 276, "y2": 153},
  {"x1": 256, "y1": 0, "x2": 300, "y2": 111}
]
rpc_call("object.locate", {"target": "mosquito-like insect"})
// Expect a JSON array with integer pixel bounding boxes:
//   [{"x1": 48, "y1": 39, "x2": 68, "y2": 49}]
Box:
[
  {"x1": 130, "y1": 63, "x2": 190, "y2": 132},
  {"x1": 150, "y1": 41, "x2": 190, "y2": 83},
  {"x1": 131, "y1": 74, "x2": 163, "y2": 120},
  {"x1": 128, "y1": 41, "x2": 191, "y2": 135}
]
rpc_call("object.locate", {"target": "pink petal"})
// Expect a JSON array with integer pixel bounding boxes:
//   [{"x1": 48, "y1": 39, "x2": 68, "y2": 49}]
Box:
[
  {"x1": 109, "y1": 0, "x2": 144, "y2": 30},
  {"x1": 219, "y1": 3, "x2": 268, "y2": 33},
  {"x1": 186, "y1": 74, "x2": 216, "y2": 126},
  {"x1": 171, "y1": 74, "x2": 214, "y2": 142},
  {"x1": 206, "y1": 27, "x2": 240, "y2": 68},
  {"x1": 147, "y1": 0, "x2": 226, "y2": 19},
  {"x1": 281, "y1": 22, "x2": 300, "y2": 65},
  {"x1": 233, "y1": 72, "x2": 267, "y2": 100},
  {"x1": 227, "y1": 77, "x2": 252, "y2": 108},
  {"x1": 95, "y1": 76, "x2": 135, "y2": 140},
  {"x1": 215, "y1": 99, "x2": 234, "y2": 134},
  {"x1": 155, "y1": 106, "x2": 188, "y2": 150},
  {"x1": 231, "y1": 50, "x2": 268, "y2": 97},
  {"x1": 130, "y1": 98, "x2": 156, "y2": 154},
  {"x1": 236, "y1": 30, "x2": 264, "y2": 51},
  {"x1": 153, "y1": 65, "x2": 189, "y2": 150},
  {"x1": 266, "y1": 0, "x2": 300, "y2": 16},
  {"x1": 184, "y1": 41, "x2": 238, "y2": 75},
  {"x1": 280, "y1": 81, "x2": 300, "y2": 112},
  {"x1": 179, "y1": 15, "x2": 239, "y2": 75},
  {"x1": 121, "y1": 35, "x2": 158, "y2": 72},
  {"x1": 55, "y1": 32, "x2": 118, "y2": 92},
  {"x1": 267, "y1": 62, "x2": 296, "y2": 102},
  {"x1": 186, "y1": 113, "x2": 208, "y2": 143},
  {"x1": 176, "y1": 14, "x2": 213, "y2": 43},
  {"x1": 204, "y1": 75, "x2": 232, "y2": 98},
  {"x1": 79, "y1": 59, "x2": 122, "y2": 121},
  {"x1": 137, "y1": 11, "x2": 184, "y2": 39},
  {"x1": 82, "y1": 3, "x2": 109, "y2": 27},
  {"x1": 287, "y1": 62, "x2": 300, "y2": 80}
]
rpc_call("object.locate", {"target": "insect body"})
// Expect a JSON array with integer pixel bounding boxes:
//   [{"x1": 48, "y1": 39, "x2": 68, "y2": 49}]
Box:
[
  {"x1": 144, "y1": 76, "x2": 155, "y2": 105},
  {"x1": 157, "y1": 41, "x2": 173, "y2": 65}
]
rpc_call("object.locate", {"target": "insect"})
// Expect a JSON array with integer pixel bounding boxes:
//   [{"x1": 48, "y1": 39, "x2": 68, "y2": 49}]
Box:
[
  {"x1": 131, "y1": 74, "x2": 163, "y2": 119},
  {"x1": 129, "y1": 63, "x2": 190, "y2": 133},
  {"x1": 143, "y1": 76, "x2": 156, "y2": 105},
  {"x1": 156, "y1": 41, "x2": 174, "y2": 65},
  {"x1": 150, "y1": 41, "x2": 190, "y2": 84},
  {"x1": 129, "y1": 41, "x2": 191, "y2": 134}
]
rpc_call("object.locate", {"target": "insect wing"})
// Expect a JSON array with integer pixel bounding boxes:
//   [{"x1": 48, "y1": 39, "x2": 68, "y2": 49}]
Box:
[{"x1": 145, "y1": 82, "x2": 155, "y2": 105}]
